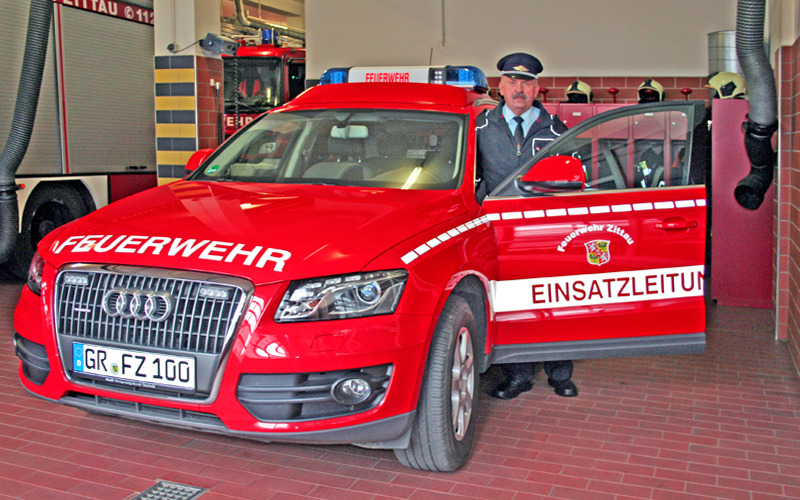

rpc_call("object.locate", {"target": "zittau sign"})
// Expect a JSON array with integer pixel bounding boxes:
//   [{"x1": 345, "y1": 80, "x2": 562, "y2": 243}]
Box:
[{"x1": 54, "y1": 0, "x2": 154, "y2": 25}]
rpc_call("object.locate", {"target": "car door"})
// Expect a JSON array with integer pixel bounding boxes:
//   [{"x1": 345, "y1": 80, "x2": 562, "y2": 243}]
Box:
[{"x1": 484, "y1": 101, "x2": 708, "y2": 364}]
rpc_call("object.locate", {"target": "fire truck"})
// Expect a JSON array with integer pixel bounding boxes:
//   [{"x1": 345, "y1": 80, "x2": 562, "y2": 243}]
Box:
[
  {"x1": 223, "y1": 30, "x2": 306, "y2": 137},
  {"x1": 0, "y1": 0, "x2": 157, "y2": 279},
  {"x1": 14, "y1": 64, "x2": 708, "y2": 471}
]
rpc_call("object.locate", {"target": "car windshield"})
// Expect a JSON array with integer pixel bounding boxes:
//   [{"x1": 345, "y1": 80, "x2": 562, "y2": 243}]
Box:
[
  {"x1": 189, "y1": 109, "x2": 467, "y2": 190},
  {"x1": 224, "y1": 57, "x2": 283, "y2": 113}
]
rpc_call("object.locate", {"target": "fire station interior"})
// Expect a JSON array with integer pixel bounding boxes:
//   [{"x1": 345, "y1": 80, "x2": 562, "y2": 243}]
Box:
[{"x1": 2, "y1": 0, "x2": 800, "y2": 498}]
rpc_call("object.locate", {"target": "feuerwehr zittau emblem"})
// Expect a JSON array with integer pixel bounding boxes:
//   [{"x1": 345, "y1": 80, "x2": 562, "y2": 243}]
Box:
[{"x1": 585, "y1": 240, "x2": 610, "y2": 266}]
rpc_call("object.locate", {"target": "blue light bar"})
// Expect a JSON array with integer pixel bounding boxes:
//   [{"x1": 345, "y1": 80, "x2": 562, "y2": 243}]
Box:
[
  {"x1": 319, "y1": 65, "x2": 488, "y2": 92},
  {"x1": 319, "y1": 67, "x2": 350, "y2": 85},
  {"x1": 445, "y1": 66, "x2": 488, "y2": 92}
]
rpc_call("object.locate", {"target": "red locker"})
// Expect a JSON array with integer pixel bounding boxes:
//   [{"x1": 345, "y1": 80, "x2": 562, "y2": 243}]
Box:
[
  {"x1": 557, "y1": 103, "x2": 595, "y2": 127},
  {"x1": 710, "y1": 99, "x2": 774, "y2": 308}
]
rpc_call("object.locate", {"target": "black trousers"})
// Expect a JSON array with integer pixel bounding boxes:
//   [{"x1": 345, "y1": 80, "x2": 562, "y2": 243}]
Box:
[{"x1": 501, "y1": 360, "x2": 573, "y2": 383}]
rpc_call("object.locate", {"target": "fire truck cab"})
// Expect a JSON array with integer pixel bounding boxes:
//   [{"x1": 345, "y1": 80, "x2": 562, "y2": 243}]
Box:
[
  {"x1": 223, "y1": 31, "x2": 306, "y2": 137},
  {"x1": 14, "y1": 65, "x2": 708, "y2": 472}
]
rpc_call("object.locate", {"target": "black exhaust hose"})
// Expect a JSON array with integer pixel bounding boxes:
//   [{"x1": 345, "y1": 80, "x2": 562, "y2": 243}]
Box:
[
  {"x1": 0, "y1": 0, "x2": 53, "y2": 264},
  {"x1": 734, "y1": 0, "x2": 778, "y2": 210},
  {"x1": 736, "y1": 120, "x2": 778, "y2": 209}
]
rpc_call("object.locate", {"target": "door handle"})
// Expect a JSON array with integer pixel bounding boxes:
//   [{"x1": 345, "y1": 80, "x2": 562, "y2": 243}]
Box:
[{"x1": 655, "y1": 219, "x2": 698, "y2": 230}]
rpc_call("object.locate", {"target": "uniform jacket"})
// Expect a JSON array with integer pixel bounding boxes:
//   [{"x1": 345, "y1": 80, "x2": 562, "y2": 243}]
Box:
[{"x1": 476, "y1": 99, "x2": 568, "y2": 194}]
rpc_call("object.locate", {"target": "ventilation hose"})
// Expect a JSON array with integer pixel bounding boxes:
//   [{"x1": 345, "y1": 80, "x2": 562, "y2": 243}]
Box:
[
  {"x1": 0, "y1": 0, "x2": 53, "y2": 264},
  {"x1": 734, "y1": 0, "x2": 778, "y2": 210}
]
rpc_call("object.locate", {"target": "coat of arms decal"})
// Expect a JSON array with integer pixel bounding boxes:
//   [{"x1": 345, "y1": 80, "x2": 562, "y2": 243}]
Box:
[{"x1": 585, "y1": 240, "x2": 610, "y2": 266}]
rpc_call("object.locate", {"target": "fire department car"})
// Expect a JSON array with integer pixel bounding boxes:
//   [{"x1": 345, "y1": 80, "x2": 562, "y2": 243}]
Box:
[{"x1": 14, "y1": 65, "x2": 708, "y2": 472}]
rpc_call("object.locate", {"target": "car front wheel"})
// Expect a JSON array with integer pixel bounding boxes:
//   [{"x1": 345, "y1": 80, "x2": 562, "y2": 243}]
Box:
[{"x1": 394, "y1": 295, "x2": 479, "y2": 471}]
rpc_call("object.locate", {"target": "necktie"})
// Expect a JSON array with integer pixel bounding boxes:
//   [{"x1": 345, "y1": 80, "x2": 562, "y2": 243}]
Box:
[{"x1": 514, "y1": 116, "x2": 524, "y2": 156}]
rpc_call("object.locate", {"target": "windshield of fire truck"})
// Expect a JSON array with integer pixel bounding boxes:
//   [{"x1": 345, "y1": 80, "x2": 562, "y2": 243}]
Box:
[
  {"x1": 224, "y1": 57, "x2": 283, "y2": 113},
  {"x1": 190, "y1": 109, "x2": 466, "y2": 190}
]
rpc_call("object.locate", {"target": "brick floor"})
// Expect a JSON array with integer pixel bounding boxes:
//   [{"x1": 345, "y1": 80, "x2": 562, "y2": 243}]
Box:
[{"x1": 2, "y1": 277, "x2": 799, "y2": 499}]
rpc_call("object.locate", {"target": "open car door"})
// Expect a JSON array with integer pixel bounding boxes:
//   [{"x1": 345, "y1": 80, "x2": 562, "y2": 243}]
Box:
[{"x1": 484, "y1": 101, "x2": 709, "y2": 364}]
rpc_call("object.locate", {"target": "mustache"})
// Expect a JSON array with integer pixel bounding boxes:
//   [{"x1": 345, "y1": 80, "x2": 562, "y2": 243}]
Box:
[{"x1": 512, "y1": 92, "x2": 528, "y2": 100}]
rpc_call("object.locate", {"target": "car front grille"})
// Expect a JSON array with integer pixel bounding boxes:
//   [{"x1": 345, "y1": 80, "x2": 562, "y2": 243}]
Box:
[
  {"x1": 52, "y1": 264, "x2": 253, "y2": 398},
  {"x1": 54, "y1": 265, "x2": 251, "y2": 355}
]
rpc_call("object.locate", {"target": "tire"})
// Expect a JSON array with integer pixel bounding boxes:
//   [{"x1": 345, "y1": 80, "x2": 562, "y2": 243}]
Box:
[
  {"x1": 394, "y1": 295, "x2": 479, "y2": 471},
  {"x1": 6, "y1": 184, "x2": 89, "y2": 279}
]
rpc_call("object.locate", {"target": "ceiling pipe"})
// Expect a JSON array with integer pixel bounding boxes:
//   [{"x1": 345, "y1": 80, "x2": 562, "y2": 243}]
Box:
[{"x1": 234, "y1": 0, "x2": 306, "y2": 42}]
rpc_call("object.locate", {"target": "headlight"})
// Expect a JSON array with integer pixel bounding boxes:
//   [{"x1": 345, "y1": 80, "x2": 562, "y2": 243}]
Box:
[
  {"x1": 275, "y1": 270, "x2": 408, "y2": 322},
  {"x1": 27, "y1": 252, "x2": 45, "y2": 295}
]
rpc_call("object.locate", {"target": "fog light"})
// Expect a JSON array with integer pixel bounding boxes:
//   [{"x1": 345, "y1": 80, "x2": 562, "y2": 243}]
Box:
[{"x1": 331, "y1": 377, "x2": 372, "y2": 405}]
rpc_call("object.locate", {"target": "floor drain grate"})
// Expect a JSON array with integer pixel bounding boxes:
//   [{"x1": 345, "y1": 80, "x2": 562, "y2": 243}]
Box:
[{"x1": 131, "y1": 481, "x2": 206, "y2": 500}]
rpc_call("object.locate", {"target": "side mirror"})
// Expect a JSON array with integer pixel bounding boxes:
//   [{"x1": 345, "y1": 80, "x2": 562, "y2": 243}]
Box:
[
  {"x1": 515, "y1": 155, "x2": 586, "y2": 194},
  {"x1": 185, "y1": 148, "x2": 215, "y2": 171}
]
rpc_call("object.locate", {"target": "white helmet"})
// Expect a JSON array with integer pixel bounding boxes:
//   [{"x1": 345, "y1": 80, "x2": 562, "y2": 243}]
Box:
[{"x1": 706, "y1": 71, "x2": 747, "y2": 99}]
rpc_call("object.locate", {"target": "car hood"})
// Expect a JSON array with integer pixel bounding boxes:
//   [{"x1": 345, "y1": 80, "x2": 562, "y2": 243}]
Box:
[{"x1": 39, "y1": 181, "x2": 467, "y2": 284}]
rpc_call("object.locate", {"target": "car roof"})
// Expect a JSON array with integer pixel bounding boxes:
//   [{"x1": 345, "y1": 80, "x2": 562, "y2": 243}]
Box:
[{"x1": 281, "y1": 82, "x2": 492, "y2": 113}]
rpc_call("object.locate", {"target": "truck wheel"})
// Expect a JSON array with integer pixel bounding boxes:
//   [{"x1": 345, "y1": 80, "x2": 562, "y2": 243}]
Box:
[
  {"x1": 394, "y1": 295, "x2": 479, "y2": 471},
  {"x1": 7, "y1": 184, "x2": 89, "y2": 279}
]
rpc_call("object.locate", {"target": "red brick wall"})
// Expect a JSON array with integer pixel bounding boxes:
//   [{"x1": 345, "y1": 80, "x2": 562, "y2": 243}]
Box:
[
  {"x1": 778, "y1": 40, "x2": 800, "y2": 367},
  {"x1": 486, "y1": 76, "x2": 710, "y2": 104},
  {"x1": 196, "y1": 56, "x2": 224, "y2": 150}
]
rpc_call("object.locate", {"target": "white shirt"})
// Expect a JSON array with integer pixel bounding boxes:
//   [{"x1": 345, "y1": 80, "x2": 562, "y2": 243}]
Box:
[{"x1": 502, "y1": 104, "x2": 540, "y2": 139}]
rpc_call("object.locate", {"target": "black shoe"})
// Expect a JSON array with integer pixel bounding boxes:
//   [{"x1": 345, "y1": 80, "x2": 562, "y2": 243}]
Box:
[
  {"x1": 548, "y1": 379, "x2": 578, "y2": 398},
  {"x1": 491, "y1": 377, "x2": 533, "y2": 399}
]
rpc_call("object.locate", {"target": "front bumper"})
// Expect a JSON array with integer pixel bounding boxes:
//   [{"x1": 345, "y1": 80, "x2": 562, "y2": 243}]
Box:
[
  {"x1": 14, "y1": 277, "x2": 434, "y2": 447},
  {"x1": 39, "y1": 388, "x2": 416, "y2": 448}
]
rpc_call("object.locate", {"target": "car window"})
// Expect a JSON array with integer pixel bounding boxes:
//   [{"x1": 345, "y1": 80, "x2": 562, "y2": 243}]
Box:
[
  {"x1": 189, "y1": 109, "x2": 466, "y2": 190},
  {"x1": 287, "y1": 60, "x2": 306, "y2": 100},
  {"x1": 549, "y1": 110, "x2": 695, "y2": 190},
  {"x1": 224, "y1": 57, "x2": 283, "y2": 113},
  {"x1": 491, "y1": 103, "x2": 707, "y2": 197}
]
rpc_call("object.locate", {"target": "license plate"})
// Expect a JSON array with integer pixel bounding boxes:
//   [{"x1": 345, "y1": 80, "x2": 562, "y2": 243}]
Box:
[{"x1": 72, "y1": 342, "x2": 195, "y2": 391}]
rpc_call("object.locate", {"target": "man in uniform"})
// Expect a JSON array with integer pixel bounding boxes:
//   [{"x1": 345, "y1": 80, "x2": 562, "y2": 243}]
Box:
[{"x1": 476, "y1": 52, "x2": 578, "y2": 399}]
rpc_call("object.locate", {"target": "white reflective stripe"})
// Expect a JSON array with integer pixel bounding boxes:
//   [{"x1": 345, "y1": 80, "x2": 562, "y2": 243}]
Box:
[
  {"x1": 524, "y1": 210, "x2": 545, "y2": 218},
  {"x1": 490, "y1": 198, "x2": 702, "y2": 222},
  {"x1": 401, "y1": 216, "x2": 491, "y2": 264},
  {"x1": 401, "y1": 251, "x2": 418, "y2": 264},
  {"x1": 414, "y1": 243, "x2": 431, "y2": 255},
  {"x1": 567, "y1": 207, "x2": 589, "y2": 215},
  {"x1": 492, "y1": 265, "x2": 704, "y2": 312}
]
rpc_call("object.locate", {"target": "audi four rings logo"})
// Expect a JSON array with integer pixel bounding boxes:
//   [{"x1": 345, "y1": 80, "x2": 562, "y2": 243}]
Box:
[{"x1": 102, "y1": 288, "x2": 175, "y2": 322}]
